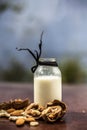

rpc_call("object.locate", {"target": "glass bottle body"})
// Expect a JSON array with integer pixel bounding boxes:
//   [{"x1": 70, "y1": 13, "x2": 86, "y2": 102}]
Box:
[{"x1": 34, "y1": 58, "x2": 62, "y2": 106}]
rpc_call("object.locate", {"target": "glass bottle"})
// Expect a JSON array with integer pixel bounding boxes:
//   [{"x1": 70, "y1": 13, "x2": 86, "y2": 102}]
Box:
[{"x1": 34, "y1": 58, "x2": 62, "y2": 106}]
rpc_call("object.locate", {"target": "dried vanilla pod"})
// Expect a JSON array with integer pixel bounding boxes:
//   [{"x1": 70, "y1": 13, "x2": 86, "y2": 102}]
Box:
[
  {"x1": 42, "y1": 100, "x2": 67, "y2": 122},
  {"x1": 16, "y1": 31, "x2": 44, "y2": 73}
]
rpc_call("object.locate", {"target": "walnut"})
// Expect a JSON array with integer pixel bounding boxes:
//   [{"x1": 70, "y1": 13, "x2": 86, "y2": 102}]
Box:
[
  {"x1": 42, "y1": 100, "x2": 67, "y2": 122},
  {"x1": 0, "y1": 98, "x2": 29, "y2": 110},
  {"x1": 25, "y1": 103, "x2": 39, "y2": 111},
  {"x1": 26, "y1": 109, "x2": 41, "y2": 119},
  {"x1": 47, "y1": 100, "x2": 67, "y2": 118},
  {"x1": 11, "y1": 98, "x2": 30, "y2": 109},
  {"x1": 0, "y1": 98, "x2": 67, "y2": 126},
  {"x1": 25, "y1": 103, "x2": 43, "y2": 119}
]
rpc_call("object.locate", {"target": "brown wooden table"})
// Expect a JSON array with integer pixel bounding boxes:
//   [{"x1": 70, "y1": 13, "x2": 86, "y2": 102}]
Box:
[{"x1": 0, "y1": 83, "x2": 87, "y2": 130}]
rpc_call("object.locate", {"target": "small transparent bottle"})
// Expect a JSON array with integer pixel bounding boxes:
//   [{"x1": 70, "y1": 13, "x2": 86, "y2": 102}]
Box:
[{"x1": 34, "y1": 58, "x2": 62, "y2": 106}]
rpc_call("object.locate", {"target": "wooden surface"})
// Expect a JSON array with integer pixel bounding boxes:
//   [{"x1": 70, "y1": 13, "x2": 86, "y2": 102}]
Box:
[{"x1": 0, "y1": 83, "x2": 87, "y2": 130}]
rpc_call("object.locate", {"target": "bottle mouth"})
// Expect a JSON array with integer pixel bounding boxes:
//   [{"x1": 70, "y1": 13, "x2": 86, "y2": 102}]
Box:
[{"x1": 38, "y1": 58, "x2": 58, "y2": 66}]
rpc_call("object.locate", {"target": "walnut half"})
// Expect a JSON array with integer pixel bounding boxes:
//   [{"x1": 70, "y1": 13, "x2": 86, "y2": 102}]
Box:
[{"x1": 42, "y1": 100, "x2": 67, "y2": 122}]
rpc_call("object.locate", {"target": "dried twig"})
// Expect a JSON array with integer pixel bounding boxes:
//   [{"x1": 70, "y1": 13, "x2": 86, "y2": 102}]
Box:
[{"x1": 16, "y1": 31, "x2": 44, "y2": 73}]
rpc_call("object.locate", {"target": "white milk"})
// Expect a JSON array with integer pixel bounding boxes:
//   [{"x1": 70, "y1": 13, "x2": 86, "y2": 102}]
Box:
[{"x1": 34, "y1": 76, "x2": 62, "y2": 106}]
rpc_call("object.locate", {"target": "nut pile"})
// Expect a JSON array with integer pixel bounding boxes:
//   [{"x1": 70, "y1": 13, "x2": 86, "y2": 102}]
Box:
[{"x1": 0, "y1": 98, "x2": 67, "y2": 127}]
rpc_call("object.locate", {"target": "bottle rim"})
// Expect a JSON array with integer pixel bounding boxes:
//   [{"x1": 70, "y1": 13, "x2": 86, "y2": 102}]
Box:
[{"x1": 38, "y1": 58, "x2": 58, "y2": 66}]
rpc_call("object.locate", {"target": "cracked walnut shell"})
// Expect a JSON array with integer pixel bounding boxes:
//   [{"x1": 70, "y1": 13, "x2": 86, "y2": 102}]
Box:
[{"x1": 42, "y1": 100, "x2": 67, "y2": 122}]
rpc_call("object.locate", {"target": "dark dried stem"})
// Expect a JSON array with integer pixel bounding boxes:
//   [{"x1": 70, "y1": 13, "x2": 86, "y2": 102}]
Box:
[
  {"x1": 16, "y1": 31, "x2": 44, "y2": 73},
  {"x1": 38, "y1": 31, "x2": 44, "y2": 58},
  {"x1": 16, "y1": 48, "x2": 37, "y2": 61}
]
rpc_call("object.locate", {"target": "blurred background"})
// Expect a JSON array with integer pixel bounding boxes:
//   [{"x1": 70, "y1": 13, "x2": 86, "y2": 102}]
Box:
[{"x1": 0, "y1": 0, "x2": 87, "y2": 84}]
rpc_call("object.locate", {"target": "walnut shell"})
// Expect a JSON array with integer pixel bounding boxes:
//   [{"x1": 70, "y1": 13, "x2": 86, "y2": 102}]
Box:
[
  {"x1": 42, "y1": 100, "x2": 67, "y2": 122},
  {"x1": 25, "y1": 103, "x2": 44, "y2": 119},
  {"x1": 0, "y1": 101, "x2": 12, "y2": 110},
  {"x1": 0, "y1": 98, "x2": 30, "y2": 110},
  {"x1": 12, "y1": 98, "x2": 29, "y2": 109}
]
